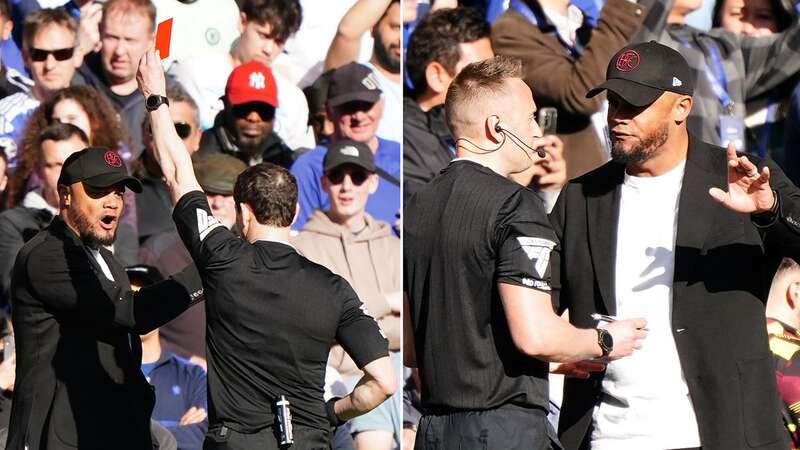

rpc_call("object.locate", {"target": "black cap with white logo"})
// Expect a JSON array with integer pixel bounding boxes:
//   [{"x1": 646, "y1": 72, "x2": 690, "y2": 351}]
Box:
[
  {"x1": 326, "y1": 62, "x2": 383, "y2": 107},
  {"x1": 323, "y1": 139, "x2": 376, "y2": 173},
  {"x1": 587, "y1": 40, "x2": 694, "y2": 107},
  {"x1": 58, "y1": 147, "x2": 142, "y2": 193}
]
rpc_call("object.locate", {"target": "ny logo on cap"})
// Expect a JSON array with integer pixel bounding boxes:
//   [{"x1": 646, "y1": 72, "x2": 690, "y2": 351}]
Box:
[
  {"x1": 340, "y1": 145, "x2": 360, "y2": 157},
  {"x1": 616, "y1": 50, "x2": 640, "y2": 72},
  {"x1": 104, "y1": 150, "x2": 122, "y2": 168},
  {"x1": 249, "y1": 72, "x2": 266, "y2": 90},
  {"x1": 361, "y1": 73, "x2": 379, "y2": 91}
]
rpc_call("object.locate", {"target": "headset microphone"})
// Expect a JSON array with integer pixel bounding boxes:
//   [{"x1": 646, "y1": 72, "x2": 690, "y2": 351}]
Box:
[
  {"x1": 495, "y1": 123, "x2": 547, "y2": 158},
  {"x1": 456, "y1": 119, "x2": 548, "y2": 158}
]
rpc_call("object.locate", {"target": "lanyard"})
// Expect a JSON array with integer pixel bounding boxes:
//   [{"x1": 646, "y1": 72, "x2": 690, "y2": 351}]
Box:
[
  {"x1": 674, "y1": 35, "x2": 733, "y2": 113},
  {"x1": 508, "y1": 0, "x2": 583, "y2": 58}
]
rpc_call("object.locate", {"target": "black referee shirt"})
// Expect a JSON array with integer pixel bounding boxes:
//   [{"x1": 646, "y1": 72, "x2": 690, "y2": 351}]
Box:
[
  {"x1": 404, "y1": 160, "x2": 557, "y2": 412},
  {"x1": 172, "y1": 191, "x2": 389, "y2": 433}
]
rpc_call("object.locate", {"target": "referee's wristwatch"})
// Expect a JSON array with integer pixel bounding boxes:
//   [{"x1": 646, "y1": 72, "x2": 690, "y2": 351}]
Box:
[
  {"x1": 145, "y1": 94, "x2": 169, "y2": 111},
  {"x1": 596, "y1": 328, "x2": 613, "y2": 357}
]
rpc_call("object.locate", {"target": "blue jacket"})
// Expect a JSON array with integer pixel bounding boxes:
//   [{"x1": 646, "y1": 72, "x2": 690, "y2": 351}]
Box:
[
  {"x1": 146, "y1": 350, "x2": 208, "y2": 450},
  {"x1": 291, "y1": 137, "x2": 400, "y2": 233}
]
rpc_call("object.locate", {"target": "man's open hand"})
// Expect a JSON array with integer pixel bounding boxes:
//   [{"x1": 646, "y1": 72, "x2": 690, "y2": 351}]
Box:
[{"x1": 709, "y1": 143, "x2": 775, "y2": 213}]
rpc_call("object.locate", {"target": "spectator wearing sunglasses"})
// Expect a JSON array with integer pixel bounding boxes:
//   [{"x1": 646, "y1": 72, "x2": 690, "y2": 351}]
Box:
[
  {"x1": 291, "y1": 62, "x2": 400, "y2": 234},
  {"x1": 0, "y1": 9, "x2": 83, "y2": 172},
  {"x1": 168, "y1": 0, "x2": 313, "y2": 150},
  {"x1": 135, "y1": 80, "x2": 202, "y2": 245},
  {"x1": 293, "y1": 139, "x2": 402, "y2": 450},
  {"x1": 194, "y1": 61, "x2": 294, "y2": 169}
]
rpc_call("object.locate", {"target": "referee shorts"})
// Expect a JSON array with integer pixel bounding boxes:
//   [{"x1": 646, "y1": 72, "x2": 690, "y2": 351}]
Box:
[{"x1": 414, "y1": 405, "x2": 563, "y2": 450}]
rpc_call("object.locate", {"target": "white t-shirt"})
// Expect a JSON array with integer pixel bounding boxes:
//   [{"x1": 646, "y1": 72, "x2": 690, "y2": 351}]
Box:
[
  {"x1": 591, "y1": 160, "x2": 701, "y2": 450},
  {"x1": 154, "y1": 0, "x2": 241, "y2": 69},
  {"x1": 364, "y1": 61, "x2": 401, "y2": 144},
  {"x1": 168, "y1": 52, "x2": 316, "y2": 150}
]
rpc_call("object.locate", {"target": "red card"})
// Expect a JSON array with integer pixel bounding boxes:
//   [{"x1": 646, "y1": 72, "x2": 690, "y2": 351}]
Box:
[{"x1": 155, "y1": 18, "x2": 173, "y2": 60}]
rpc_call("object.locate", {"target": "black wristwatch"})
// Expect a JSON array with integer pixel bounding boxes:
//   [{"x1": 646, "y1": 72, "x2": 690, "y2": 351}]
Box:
[
  {"x1": 596, "y1": 328, "x2": 613, "y2": 357},
  {"x1": 145, "y1": 95, "x2": 169, "y2": 112}
]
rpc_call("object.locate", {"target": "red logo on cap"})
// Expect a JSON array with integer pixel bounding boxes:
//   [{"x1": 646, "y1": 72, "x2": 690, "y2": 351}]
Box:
[
  {"x1": 616, "y1": 50, "x2": 640, "y2": 72},
  {"x1": 104, "y1": 151, "x2": 122, "y2": 168}
]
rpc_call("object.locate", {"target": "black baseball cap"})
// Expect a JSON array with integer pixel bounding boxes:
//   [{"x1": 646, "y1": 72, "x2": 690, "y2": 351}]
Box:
[
  {"x1": 57, "y1": 147, "x2": 142, "y2": 193},
  {"x1": 587, "y1": 40, "x2": 695, "y2": 107},
  {"x1": 326, "y1": 62, "x2": 382, "y2": 107},
  {"x1": 323, "y1": 140, "x2": 376, "y2": 173}
]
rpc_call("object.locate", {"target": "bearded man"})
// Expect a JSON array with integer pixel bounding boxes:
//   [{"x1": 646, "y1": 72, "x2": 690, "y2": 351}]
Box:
[
  {"x1": 7, "y1": 147, "x2": 203, "y2": 450},
  {"x1": 550, "y1": 40, "x2": 800, "y2": 450},
  {"x1": 195, "y1": 61, "x2": 294, "y2": 168}
]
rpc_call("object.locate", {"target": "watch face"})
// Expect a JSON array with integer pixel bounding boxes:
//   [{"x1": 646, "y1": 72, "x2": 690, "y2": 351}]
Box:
[
  {"x1": 147, "y1": 96, "x2": 161, "y2": 109},
  {"x1": 600, "y1": 330, "x2": 613, "y2": 351}
]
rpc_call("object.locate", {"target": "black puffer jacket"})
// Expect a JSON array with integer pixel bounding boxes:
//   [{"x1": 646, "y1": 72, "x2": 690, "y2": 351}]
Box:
[{"x1": 195, "y1": 111, "x2": 297, "y2": 169}]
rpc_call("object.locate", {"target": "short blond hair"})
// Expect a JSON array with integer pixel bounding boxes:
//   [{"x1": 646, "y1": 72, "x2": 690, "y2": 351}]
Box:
[
  {"x1": 102, "y1": 0, "x2": 157, "y2": 33},
  {"x1": 444, "y1": 55, "x2": 523, "y2": 139}
]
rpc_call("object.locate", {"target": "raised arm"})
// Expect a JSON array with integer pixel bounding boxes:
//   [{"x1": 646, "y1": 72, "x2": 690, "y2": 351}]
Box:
[
  {"x1": 324, "y1": 0, "x2": 392, "y2": 71},
  {"x1": 136, "y1": 48, "x2": 202, "y2": 205}
]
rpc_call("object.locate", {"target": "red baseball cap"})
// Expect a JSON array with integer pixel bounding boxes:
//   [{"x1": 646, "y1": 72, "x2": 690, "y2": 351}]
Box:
[{"x1": 225, "y1": 61, "x2": 279, "y2": 108}]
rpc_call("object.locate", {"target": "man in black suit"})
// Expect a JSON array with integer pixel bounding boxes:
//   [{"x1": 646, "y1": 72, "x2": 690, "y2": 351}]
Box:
[
  {"x1": 552, "y1": 40, "x2": 799, "y2": 449},
  {"x1": 7, "y1": 147, "x2": 203, "y2": 450}
]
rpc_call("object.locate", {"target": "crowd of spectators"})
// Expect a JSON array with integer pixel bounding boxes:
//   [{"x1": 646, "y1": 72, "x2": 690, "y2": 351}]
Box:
[{"x1": 0, "y1": 0, "x2": 402, "y2": 449}]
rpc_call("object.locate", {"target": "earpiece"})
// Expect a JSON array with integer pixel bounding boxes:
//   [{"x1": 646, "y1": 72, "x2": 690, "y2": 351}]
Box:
[
  {"x1": 457, "y1": 116, "x2": 547, "y2": 159},
  {"x1": 495, "y1": 121, "x2": 547, "y2": 158}
]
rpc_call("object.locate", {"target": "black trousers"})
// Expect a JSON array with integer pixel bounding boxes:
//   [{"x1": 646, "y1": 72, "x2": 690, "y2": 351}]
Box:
[
  {"x1": 414, "y1": 406, "x2": 562, "y2": 450},
  {"x1": 203, "y1": 423, "x2": 329, "y2": 450}
]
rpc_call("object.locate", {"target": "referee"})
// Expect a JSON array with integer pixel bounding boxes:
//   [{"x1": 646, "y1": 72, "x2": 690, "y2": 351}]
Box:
[
  {"x1": 137, "y1": 50, "x2": 396, "y2": 450},
  {"x1": 403, "y1": 56, "x2": 647, "y2": 449}
]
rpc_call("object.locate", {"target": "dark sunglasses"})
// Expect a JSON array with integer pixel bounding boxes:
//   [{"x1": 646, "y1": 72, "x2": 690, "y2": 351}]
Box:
[
  {"x1": 326, "y1": 167, "x2": 370, "y2": 186},
  {"x1": 231, "y1": 102, "x2": 275, "y2": 121},
  {"x1": 145, "y1": 122, "x2": 193, "y2": 139},
  {"x1": 174, "y1": 122, "x2": 192, "y2": 139},
  {"x1": 29, "y1": 47, "x2": 75, "y2": 62}
]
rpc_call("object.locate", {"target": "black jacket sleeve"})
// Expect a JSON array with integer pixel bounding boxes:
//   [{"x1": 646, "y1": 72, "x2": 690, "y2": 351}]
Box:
[
  {"x1": 25, "y1": 242, "x2": 203, "y2": 334},
  {"x1": 750, "y1": 156, "x2": 800, "y2": 259}
]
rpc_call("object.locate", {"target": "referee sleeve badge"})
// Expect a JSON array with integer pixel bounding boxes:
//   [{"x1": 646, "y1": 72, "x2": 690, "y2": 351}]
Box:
[
  {"x1": 197, "y1": 208, "x2": 224, "y2": 241},
  {"x1": 516, "y1": 237, "x2": 556, "y2": 278}
]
